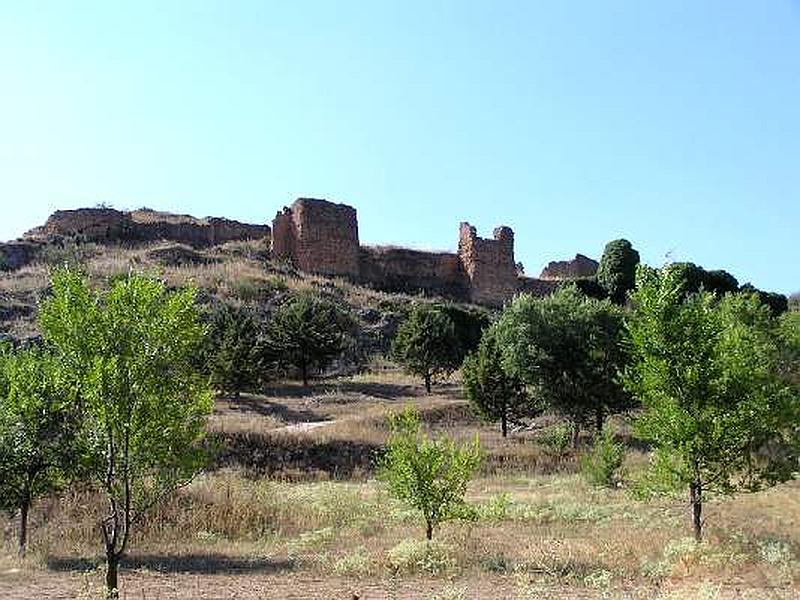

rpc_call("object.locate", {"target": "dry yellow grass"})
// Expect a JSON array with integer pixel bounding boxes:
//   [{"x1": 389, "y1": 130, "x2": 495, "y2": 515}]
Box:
[{"x1": 0, "y1": 370, "x2": 797, "y2": 599}]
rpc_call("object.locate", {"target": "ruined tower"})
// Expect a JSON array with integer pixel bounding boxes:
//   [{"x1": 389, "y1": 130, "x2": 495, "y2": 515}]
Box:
[
  {"x1": 271, "y1": 198, "x2": 360, "y2": 277},
  {"x1": 457, "y1": 223, "x2": 518, "y2": 306}
]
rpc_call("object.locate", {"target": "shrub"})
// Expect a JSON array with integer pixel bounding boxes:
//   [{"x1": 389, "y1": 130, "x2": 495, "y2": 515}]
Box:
[
  {"x1": 538, "y1": 424, "x2": 572, "y2": 456},
  {"x1": 580, "y1": 428, "x2": 624, "y2": 487},
  {"x1": 378, "y1": 407, "x2": 481, "y2": 540},
  {"x1": 386, "y1": 538, "x2": 455, "y2": 575}
]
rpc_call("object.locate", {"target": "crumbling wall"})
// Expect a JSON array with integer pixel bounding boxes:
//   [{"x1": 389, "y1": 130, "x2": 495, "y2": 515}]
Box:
[
  {"x1": 24, "y1": 208, "x2": 268, "y2": 248},
  {"x1": 359, "y1": 246, "x2": 468, "y2": 299},
  {"x1": 458, "y1": 223, "x2": 518, "y2": 306},
  {"x1": 539, "y1": 253, "x2": 598, "y2": 280},
  {"x1": 517, "y1": 277, "x2": 560, "y2": 297},
  {"x1": 271, "y1": 198, "x2": 360, "y2": 277}
]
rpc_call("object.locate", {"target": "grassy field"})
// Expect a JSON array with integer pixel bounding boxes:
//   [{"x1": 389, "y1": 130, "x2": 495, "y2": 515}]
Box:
[{"x1": 0, "y1": 367, "x2": 798, "y2": 599}]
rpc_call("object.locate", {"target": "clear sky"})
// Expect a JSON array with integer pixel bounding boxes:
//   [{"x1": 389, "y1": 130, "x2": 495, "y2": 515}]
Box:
[{"x1": 1, "y1": 1, "x2": 798, "y2": 293}]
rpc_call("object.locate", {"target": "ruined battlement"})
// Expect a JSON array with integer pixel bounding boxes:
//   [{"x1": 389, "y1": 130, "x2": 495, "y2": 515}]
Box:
[
  {"x1": 271, "y1": 198, "x2": 578, "y2": 306},
  {"x1": 272, "y1": 199, "x2": 359, "y2": 277}
]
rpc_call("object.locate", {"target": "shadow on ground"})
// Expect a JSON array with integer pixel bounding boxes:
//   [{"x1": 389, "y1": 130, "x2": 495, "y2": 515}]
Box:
[
  {"x1": 208, "y1": 431, "x2": 381, "y2": 480},
  {"x1": 215, "y1": 395, "x2": 323, "y2": 423},
  {"x1": 46, "y1": 554, "x2": 295, "y2": 575}
]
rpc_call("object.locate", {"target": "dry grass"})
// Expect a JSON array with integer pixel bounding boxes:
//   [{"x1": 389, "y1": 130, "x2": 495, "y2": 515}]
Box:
[{"x1": 1, "y1": 370, "x2": 797, "y2": 599}]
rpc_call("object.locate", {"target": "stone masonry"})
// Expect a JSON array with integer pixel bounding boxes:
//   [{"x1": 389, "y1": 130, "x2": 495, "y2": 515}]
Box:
[{"x1": 272, "y1": 198, "x2": 578, "y2": 306}]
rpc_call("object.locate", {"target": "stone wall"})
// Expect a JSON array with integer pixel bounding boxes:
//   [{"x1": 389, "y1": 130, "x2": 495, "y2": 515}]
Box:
[
  {"x1": 539, "y1": 253, "x2": 598, "y2": 280},
  {"x1": 359, "y1": 246, "x2": 468, "y2": 298},
  {"x1": 25, "y1": 207, "x2": 269, "y2": 248},
  {"x1": 457, "y1": 223, "x2": 518, "y2": 306},
  {"x1": 271, "y1": 198, "x2": 360, "y2": 277}
]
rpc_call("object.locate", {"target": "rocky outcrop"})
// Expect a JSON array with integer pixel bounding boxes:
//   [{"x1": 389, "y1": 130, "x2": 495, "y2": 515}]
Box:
[
  {"x1": 539, "y1": 253, "x2": 598, "y2": 280},
  {"x1": 25, "y1": 207, "x2": 269, "y2": 249},
  {"x1": 0, "y1": 241, "x2": 43, "y2": 271}
]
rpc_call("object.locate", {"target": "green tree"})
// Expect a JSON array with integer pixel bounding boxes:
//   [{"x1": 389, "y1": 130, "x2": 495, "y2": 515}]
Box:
[
  {"x1": 0, "y1": 347, "x2": 80, "y2": 556},
  {"x1": 39, "y1": 269, "x2": 212, "y2": 597},
  {"x1": 392, "y1": 304, "x2": 461, "y2": 393},
  {"x1": 596, "y1": 239, "x2": 640, "y2": 304},
  {"x1": 462, "y1": 325, "x2": 531, "y2": 437},
  {"x1": 265, "y1": 293, "x2": 355, "y2": 386},
  {"x1": 206, "y1": 304, "x2": 262, "y2": 397},
  {"x1": 378, "y1": 407, "x2": 482, "y2": 540},
  {"x1": 437, "y1": 304, "x2": 490, "y2": 364},
  {"x1": 624, "y1": 265, "x2": 799, "y2": 541},
  {"x1": 495, "y1": 286, "x2": 631, "y2": 446}
]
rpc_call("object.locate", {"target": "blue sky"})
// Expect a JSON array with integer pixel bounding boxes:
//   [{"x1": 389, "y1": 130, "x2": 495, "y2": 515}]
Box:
[{"x1": 1, "y1": 1, "x2": 798, "y2": 293}]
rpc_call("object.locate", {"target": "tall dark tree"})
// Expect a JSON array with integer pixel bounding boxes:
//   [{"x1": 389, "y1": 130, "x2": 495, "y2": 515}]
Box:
[
  {"x1": 596, "y1": 239, "x2": 640, "y2": 304},
  {"x1": 392, "y1": 304, "x2": 462, "y2": 393},
  {"x1": 265, "y1": 293, "x2": 355, "y2": 386},
  {"x1": 462, "y1": 325, "x2": 531, "y2": 437},
  {"x1": 740, "y1": 283, "x2": 789, "y2": 317},
  {"x1": 437, "y1": 304, "x2": 490, "y2": 364},
  {"x1": 0, "y1": 347, "x2": 80, "y2": 556},
  {"x1": 206, "y1": 305, "x2": 262, "y2": 397}
]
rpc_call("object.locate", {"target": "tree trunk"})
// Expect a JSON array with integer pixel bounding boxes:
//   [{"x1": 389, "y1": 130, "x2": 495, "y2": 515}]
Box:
[
  {"x1": 105, "y1": 552, "x2": 120, "y2": 598},
  {"x1": 501, "y1": 411, "x2": 508, "y2": 438},
  {"x1": 595, "y1": 407, "x2": 604, "y2": 434},
  {"x1": 18, "y1": 499, "x2": 29, "y2": 557},
  {"x1": 301, "y1": 361, "x2": 308, "y2": 387},
  {"x1": 425, "y1": 520, "x2": 433, "y2": 540},
  {"x1": 689, "y1": 480, "x2": 703, "y2": 542},
  {"x1": 424, "y1": 374, "x2": 431, "y2": 394},
  {"x1": 571, "y1": 422, "x2": 580, "y2": 449}
]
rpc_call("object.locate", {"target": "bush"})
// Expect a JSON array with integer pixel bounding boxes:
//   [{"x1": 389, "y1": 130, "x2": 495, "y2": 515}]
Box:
[
  {"x1": 580, "y1": 428, "x2": 624, "y2": 487},
  {"x1": 538, "y1": 424, "x2": 572, "y2": 456},
  {"x1": 378, "y1": 407, "x2": 481, "y2": 539},
  {"x1": 386, "y1": 538, "x2": 455, "y2": 575}
]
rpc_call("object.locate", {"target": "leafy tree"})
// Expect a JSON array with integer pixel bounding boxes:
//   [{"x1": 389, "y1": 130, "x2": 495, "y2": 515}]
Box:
[
  {"x1": 624, "y1": 265, "x2": 799, "y2": 541},
  {"x1": 392, "y1": 304, "x2": 462, "y2": 393},
  {"x1": 437, "y1": 304, "x2": 490, "y2": 364},
  {"x1": 39, "y1": 269, "x2": 212, "y2": 597},
  {"x1": 740, "y1": 283, "x2": 789, "y2": 317},
  {"x1": 570, "y1": 277, "x2": 608, "y2": 300},
  {"x1": 702, "y1": 269, "x2": 739, "y2": 296},
  {"x1": 206, "y1": 304, "x2": 262, "y2": 397},
  {"x1": 462, "y1": 325, "x2": 531, "y2": 437},
  {"x1": 0, "y1": 347, "x2": 80, "y2": 556},
  {"x1": 596, "y1": 239, "x2": 640, "y2": 304},
  {"x1": 495, "y1": 286, "x2": 631, "y2": 446},
  {"x1": 378, "y1": 407, "x2": 481, "y2": 540},
  {"x1": 580, "y1": 427, "x2": 625, "y2": 488},
  {"x1": 265, "y1": 293, "x2": 355, "y2": 386}
]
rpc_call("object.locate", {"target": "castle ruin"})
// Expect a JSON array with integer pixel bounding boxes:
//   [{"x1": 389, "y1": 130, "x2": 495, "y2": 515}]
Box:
[{"x1": 271, "y1": 198, "x2": 586, "y2": 306}]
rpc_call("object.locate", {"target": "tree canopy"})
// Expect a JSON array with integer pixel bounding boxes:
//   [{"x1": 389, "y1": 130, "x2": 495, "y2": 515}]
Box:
[
  {"x1": 39, "y1": 268, "x2": 212, "y2": 596},
  {"x1": 494, "y1": 286, "x2": 632, "y2": 445},
  {"x1": 596, "y1": 239, "x2": 640, "y2": 304},
  {"x1": 392, "y1": 304, "x2": 462, "y2": 393},
  {"x1": 265, "y1": 293, "x2": 355, "y2": 386},
  {"x1": 624, "y1": 264, "x2": 799, "y2": 540},
  {"x1": 462, "y1": 324, "x2": 532, "y2": 437}
]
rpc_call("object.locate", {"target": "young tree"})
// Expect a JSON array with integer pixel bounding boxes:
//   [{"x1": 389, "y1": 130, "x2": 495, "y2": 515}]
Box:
[
  {"x1": 392, "y1": 304, "x2": 461, "y2": 393},
  {"x1": 265, "y1": 293, "x2": 355, "y2": 386},
  {"x1": 39, "y1": 269, "x2": 212, "y2": 597},
  {"x1": 462, "y1": 325, "x2": 531, "y2": 437},
  {"x1": 624, "y1": 265, "x2": 799, "y2": 541},
  {"x1": 596, "y1": 239, "x2": 640, "y2": 304},
  {"x1": 0, "y1": 347, "x2": 80, "y2": 556},
  {"x1": 206, "y1": 304, "x2": 262, "y2": 397},
  {"x1": 378, "y1": 408, "x2": 481, "y2": 540},
  {"x1": 495, "y1": 286, "x2": 631, "y2": 446}
]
